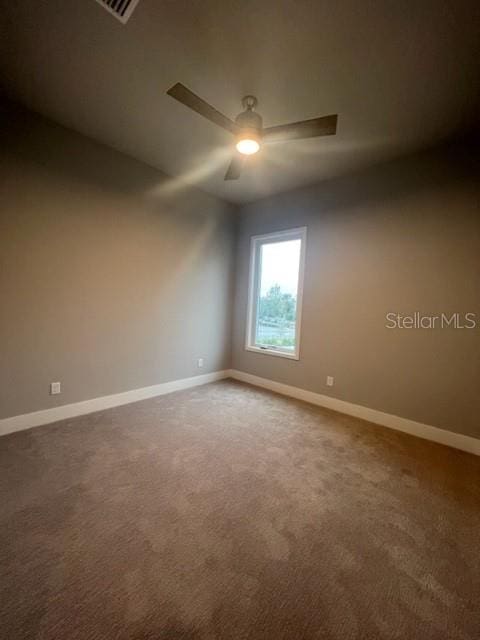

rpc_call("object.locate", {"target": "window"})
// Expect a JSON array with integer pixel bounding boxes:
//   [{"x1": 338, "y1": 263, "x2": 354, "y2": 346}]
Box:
[{"x1": 246, "y1": 227, "x2": 306, "y2": 360}]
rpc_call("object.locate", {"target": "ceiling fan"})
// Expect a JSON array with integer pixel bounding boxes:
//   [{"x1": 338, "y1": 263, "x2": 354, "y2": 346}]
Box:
[{"x1": 166, "y1": 83, "x2": 338, "y2": 181}]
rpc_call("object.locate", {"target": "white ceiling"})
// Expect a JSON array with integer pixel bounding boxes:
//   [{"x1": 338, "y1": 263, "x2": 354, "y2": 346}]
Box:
[{"x1": 1, "y1": 0, "x2": 479, "y2": 203}]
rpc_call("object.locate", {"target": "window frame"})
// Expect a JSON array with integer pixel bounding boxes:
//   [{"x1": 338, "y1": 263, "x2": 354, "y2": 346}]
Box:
[{"x1": 245, "y1": 226, "x2": 307, "y2": 360}]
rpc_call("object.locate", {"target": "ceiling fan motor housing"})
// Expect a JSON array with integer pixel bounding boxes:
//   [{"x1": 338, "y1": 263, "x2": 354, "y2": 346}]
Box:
[{"x1": 235, "y1": 103, "x2": 263, "y2": 145}]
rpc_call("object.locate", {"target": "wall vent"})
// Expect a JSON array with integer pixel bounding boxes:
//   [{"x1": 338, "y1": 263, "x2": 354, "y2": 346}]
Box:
[{"x1": 94, "y1": 0, "x2": 141, "y2": 24}]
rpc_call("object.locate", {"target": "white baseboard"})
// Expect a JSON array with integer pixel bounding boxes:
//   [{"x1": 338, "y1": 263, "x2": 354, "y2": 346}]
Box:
[
  {"x1": 0, "y1": 370, "x2": 229, "y2": 437},
  {"x1": 3, "y1": 368, "x2": 478, "y2": 456},
  {"x1": 228, "y1": 369, "x2": 480, "y2": 456}
]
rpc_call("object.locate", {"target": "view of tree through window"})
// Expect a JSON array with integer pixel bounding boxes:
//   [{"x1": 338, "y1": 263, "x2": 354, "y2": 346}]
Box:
[{"x1": 255, "y1": 239, "x2": 301, "y2": 351}]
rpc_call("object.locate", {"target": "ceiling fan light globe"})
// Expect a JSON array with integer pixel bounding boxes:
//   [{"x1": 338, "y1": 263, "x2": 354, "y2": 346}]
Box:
[{"x1": 236, "y1": 139, "x2": 260, "y2": 155}]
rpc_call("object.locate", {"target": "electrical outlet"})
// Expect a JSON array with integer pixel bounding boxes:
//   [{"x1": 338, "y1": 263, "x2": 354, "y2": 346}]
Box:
[
  {"x1": 326, "y1": 376, "x2": 334, "y2": 387},
  {"x1": 50, "y1": 382, "x2": 61, "y2": 395},
  {"x1": 197, "y1": 358, "x2": 204, "y2": 368}
]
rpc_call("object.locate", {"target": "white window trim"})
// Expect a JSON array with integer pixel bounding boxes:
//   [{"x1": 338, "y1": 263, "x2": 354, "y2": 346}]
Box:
[{"x1": 245, "y1": 227, "x2": 307, "y2": 361}]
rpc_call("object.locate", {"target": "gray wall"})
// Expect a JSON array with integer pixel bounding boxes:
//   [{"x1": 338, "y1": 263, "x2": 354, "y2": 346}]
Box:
[
  {"x1": 232, "y1": 146, "x2": 480, "y2": 438},
  {"x1": 0, "y1": 104, "x2": 236, "y2": 420},
  {"x1": 2, "y1": 102, "x2": 479, "y2": 440}
]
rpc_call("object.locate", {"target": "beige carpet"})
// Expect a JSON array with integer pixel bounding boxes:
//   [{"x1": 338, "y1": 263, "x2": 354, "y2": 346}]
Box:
[{"x1": 1, "y1": 380, "x2": 479, "y2": 639}]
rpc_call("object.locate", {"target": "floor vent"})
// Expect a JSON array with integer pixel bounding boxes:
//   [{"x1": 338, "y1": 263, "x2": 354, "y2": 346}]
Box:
[{"x1": 94, "y1": 0, "x2": 141, "y2": 24}]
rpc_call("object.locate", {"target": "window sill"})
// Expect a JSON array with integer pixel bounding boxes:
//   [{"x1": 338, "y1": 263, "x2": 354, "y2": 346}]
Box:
[{"x1": 245, "y1": 345, "x2": 299, "y2": 360}]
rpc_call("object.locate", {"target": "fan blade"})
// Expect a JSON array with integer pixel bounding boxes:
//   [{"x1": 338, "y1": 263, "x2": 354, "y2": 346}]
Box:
[
  {"x1": 263, "y1": 114, "x2": 337, "y2": 144},
  {"x1": 167, "y1": 83, "x2": 238, "y2": 134},
  {"x1": 224, "y1": 153, "x2": 245, "y2": 180}
]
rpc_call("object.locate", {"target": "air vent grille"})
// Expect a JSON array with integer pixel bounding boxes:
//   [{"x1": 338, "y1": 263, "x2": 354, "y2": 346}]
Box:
[{"x1": 94, "y1": 0, "x2": 141, "y2": 24}]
